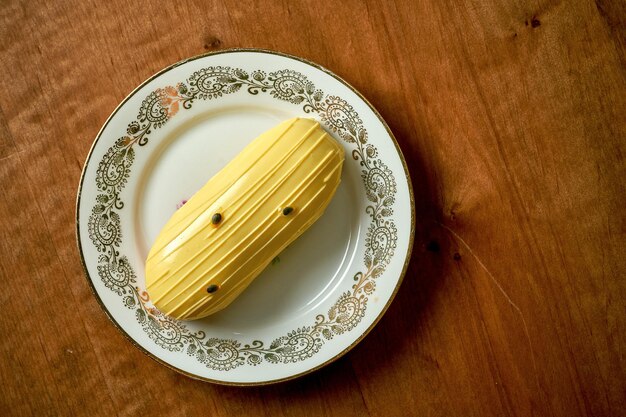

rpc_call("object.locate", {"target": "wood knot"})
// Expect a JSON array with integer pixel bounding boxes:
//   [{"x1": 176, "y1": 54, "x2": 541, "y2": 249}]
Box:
[
  {"x1": 426, "y1": 240, "x2": 440, "y2": 253},
  {"x1": 203, "y1": 36, "x2": 222, "y2": 50},
  {"x1": 525, "y1": 17, "x2": 541, "y2": 28},
  {"x1": 453, "y1": 252, "x2": 462, "y2": 261}
]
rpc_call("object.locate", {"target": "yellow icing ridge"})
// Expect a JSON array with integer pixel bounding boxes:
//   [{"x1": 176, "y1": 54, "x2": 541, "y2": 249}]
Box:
[{"x1": 145, "y1": 118, "x2": 345, "y2": 320}]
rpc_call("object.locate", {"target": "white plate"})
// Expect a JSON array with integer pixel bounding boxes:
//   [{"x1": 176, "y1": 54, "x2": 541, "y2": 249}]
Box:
[{"x1": 77, "y1": 49, "x2": 414, "y2": 385}]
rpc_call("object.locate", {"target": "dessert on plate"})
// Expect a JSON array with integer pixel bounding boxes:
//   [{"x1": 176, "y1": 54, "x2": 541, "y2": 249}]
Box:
[{"x1": 146, "y1": 118, "x2": 344, "y2": 320}]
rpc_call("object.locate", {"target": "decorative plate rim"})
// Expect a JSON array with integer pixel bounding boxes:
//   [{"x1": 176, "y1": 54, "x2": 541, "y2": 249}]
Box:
[{"x1": 75, "y1": 48, "x2": 415, "y2": 386}]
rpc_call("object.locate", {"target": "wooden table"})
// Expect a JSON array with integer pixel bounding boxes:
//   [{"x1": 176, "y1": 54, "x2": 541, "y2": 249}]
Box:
[{"x1": 1, "y1": 0, "x2": 624, "y2": 416}]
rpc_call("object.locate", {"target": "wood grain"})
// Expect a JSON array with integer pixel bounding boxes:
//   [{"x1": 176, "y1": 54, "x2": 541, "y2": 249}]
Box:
[{"x1": 0, "y1": 0, "x2": 624, "y2": 416}]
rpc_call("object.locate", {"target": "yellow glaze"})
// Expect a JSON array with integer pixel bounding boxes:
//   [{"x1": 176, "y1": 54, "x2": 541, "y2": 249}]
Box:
[{"x1": 146, "y1": 118, "x2": 345, "y2": 320}]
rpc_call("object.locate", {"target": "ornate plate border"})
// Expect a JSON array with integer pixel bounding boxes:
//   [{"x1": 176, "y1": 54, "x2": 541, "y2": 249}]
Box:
[{"x1": 76, "y1": 49, "x2": 415, "y2": 385}]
